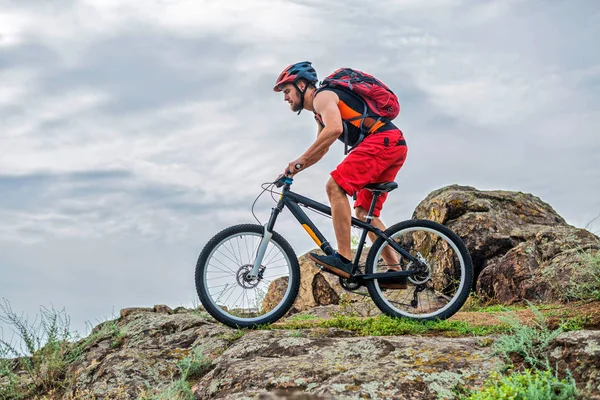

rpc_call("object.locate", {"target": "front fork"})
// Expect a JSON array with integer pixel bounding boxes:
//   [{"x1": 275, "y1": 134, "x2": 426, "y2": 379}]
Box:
[
  {"x1": 246, "y1": 203, "x2": 281, "y2": 279},
  {"x1": 247, "y1": 228, "x2": 272, "y2": 279}
]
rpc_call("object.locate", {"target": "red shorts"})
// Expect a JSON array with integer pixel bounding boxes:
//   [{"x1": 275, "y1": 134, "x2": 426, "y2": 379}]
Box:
[{"x1": 330, "y1": 129, "x2": 408, "y2": 217}]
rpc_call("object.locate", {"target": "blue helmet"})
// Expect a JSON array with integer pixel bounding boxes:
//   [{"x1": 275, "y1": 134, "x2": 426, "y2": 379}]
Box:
[{"x1": 274, "y1": 61, "x2": 318, "y2": 92}]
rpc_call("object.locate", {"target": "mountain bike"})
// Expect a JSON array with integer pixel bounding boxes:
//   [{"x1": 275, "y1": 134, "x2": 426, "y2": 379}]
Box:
[{"x1": 195, "y1": 174, "x2": 474, "y2": 329}]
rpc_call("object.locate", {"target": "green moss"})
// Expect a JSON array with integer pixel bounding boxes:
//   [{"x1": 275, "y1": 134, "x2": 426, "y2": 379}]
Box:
[
  {"x1": 216, "y1": 329, "x2": 246, "y2": 343},
  {"x1": 287, "y1": 313, "x2": 319, "y2": 322},
  {"x1": 267, "y1": 314, "x2": 508, "y2": 336},
  {"x1": 559, "y1": 315, "x2": 592, "y2": 331}
]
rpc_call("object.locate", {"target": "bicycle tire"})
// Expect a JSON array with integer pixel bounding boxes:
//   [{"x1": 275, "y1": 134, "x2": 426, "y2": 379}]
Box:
[
  {"x1": 365, "y1": 219, "x2": 474, "y2": 321},
  {"x1": 195, "y1": 224, "x2": 300, "y2": 328}
]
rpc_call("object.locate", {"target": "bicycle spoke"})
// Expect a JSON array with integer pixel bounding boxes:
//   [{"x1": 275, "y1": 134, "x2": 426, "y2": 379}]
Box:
[
  {"x1": 207, "y1": 262, "x2": 237, "y2": 275},
  {"x1": 367, "y1": 221, "x2": 472, "y2": 320},
  {"x1": 225, "y1": 240, "x2": 242, "y2": 266},
  {"x1": 197, "y1": 227, "x2": 299, "y2": 326},
  {"x1": 215, "y1": 247, "x2": 242, "y2": 270}
]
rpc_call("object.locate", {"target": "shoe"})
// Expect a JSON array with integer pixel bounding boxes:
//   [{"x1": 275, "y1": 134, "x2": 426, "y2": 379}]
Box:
[
  {"x1": 378, "y1": 269, "x2": 408, "y2": 289},
  {"x1": 308, "y1": 252, "x2": 353, "y2": 278}
]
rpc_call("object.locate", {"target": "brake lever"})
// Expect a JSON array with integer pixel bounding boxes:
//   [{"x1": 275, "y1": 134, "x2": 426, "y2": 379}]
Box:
[
  {"x1": 274, "y1": 164, "x2": 301, "y2": 188},
  {"x1": 274, "y1": 175, "x2": 286, "y2": 188}
]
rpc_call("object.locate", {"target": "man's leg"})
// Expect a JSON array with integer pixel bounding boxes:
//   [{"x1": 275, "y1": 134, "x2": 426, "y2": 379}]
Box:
[
  {"x1": 326, "y1": 177, "x2": 352, "y2": 261},
  {"x1": 307, "y1": 177, "x2": 354, "y2": 278},
  {"x1": 355, "y1": 206, "x2": 398, "y2": 267}
]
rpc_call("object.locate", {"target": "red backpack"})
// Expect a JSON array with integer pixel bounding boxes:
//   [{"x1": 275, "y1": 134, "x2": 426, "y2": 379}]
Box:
[
  {"x1": 316, "y1": 68, "x2": 400, "y2": 154},
  {"x1": 319, "y1": 68, "x2": 400, "y2": 120}
]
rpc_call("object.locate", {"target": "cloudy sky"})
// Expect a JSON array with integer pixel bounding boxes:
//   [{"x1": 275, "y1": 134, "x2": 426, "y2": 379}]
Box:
[{"x1": 1, "y1": 0, "x2": 599, "y2": 342}]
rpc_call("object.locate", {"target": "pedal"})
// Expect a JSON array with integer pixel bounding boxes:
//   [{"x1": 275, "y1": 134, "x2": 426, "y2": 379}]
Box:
[{"x1": 315, "y1": 263, "x2": 337, "y2": 276}]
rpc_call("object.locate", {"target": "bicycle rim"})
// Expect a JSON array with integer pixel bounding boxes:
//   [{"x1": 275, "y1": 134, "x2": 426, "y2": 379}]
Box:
[
  {"x1": 367, "y1": 223, "x2": 471, "y2": 320},
  {"x1": 200, "y1": 231, "x2": 295, "y2": 325}
]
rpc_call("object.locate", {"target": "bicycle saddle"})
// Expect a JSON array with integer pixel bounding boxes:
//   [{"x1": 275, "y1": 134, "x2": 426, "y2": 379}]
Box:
[{"x1": 364, "y1": 182, "x2": 398, "y2": 193}]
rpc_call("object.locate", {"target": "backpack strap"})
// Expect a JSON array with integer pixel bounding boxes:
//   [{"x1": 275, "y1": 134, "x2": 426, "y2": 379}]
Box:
[
  {"x1": 335, "y1": 87, "x2": 388, "y2": 153},
  {"x1": 315, "y1": 85, "x2": 387, "y2": 155}
]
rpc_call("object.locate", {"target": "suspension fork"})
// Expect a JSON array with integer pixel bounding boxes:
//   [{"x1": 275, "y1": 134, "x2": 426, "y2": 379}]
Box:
[{"x1": 246, "y1": 198, "x2": 283, "y2": 279}]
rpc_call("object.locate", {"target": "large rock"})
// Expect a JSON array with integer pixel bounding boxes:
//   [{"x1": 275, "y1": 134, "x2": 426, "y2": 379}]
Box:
[
  {"x1": 413, "y1": 185, "x2": 600, "y2": 304},
  {"x1": 546, "y1": 330, "x2": 600, "y2": 397},
  {"x1": 3, "y1": 309, "x2": 600, "y2": 399},
  {"x1": 263, "y1": 251, "x2": 374, "y2": 316},
  {"x1": 64, "y1": 307, "x2": 232, "y2": 399},
  {"x1": 195, "y1": 329, "x2": 503, "y2": 399}
]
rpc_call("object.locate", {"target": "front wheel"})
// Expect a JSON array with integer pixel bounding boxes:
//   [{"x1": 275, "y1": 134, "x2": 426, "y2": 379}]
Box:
[
  {"x1": 195, "y1": 224, "x2": 300, "y2": 328},
  {"x1": 366, "y1": 219, "x2": 474, "y2": 321}
]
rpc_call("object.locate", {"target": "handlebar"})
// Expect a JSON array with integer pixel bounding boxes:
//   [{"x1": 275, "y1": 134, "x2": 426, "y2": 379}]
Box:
[
  {"x1": 274, "y1": 175, "x2": 292, "y2": 188},
  {"x1": 274, "y1": 163, "x2": 302, "y2": 188}
]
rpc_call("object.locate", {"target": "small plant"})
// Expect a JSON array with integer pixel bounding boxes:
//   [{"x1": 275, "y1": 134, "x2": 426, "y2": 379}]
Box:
[
  {"x1": 0, "y1": 353, "x2": 25, "y2": 400},
  {"x1": 0, "y1": 299, "x2": 80, "y2": 397},
  {"x1": 350, "y1": 229, "x2": 361, "y2": 250},
  {"x1": 335, "y1": 291, "x2": 378, "y2": 317},
  {"x1": 464, "y1": 369, "x2": 579, "y2": 400},
  {"x1": 461, "y1": 303, "x2": 588, "y2": 399},
  {"x1": 460, "y1": 293, "x2": 493, "y2": 312},
  {"x1": 136, "y1": 347, "x2": 212, "y2": 400},
  {"x1": 139, "y1": 347, "x2": 213, "y2": 400},
  {"x1": 177, "y1": 347, "x2": 213, "y2": 381},
  {"x1": 567, "y1": 250, "x2": 600, "y2": 301},
  {"x1": 493, "y1": 303, "x2": 562, "y2": 370},
  {"x1": 139, "y1": 379, "x2": 196, "y2": 400},
  {"x1": 111, "y1": 329, "x2": 127, "y2": 349},
  {"x1": 217, "y1": 329, "x2": 246, "y2": 343},
  {"x1": 461, "y1": 294, "x2": 531, "y2": 313}
]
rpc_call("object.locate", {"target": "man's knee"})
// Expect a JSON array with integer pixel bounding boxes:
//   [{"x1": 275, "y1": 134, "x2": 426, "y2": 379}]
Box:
[
  {"x1": 355, "y1": 206, "x2": 368, "y2": 221},
  {"x1": 326, "y1": 177, "x2": 346, "y2": 199}
]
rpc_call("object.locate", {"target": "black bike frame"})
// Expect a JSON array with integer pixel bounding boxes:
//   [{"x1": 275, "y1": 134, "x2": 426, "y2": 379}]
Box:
[{"x1": 265, "y1": 183, "x2": 420, "y2": 278}]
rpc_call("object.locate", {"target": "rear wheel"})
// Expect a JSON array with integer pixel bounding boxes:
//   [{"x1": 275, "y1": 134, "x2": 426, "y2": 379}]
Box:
[
  {"x1": 365, "y1": 219, "x2": 473, "y2": 320},
  {"x1": 195, "y1": 224, "x2": 300, "y2": 328}
]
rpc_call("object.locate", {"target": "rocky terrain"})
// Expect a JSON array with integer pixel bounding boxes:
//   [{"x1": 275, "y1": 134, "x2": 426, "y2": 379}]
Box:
[
  {"x1": 1, "y1": 185, "x2": 599, "y2": 399},
  {"x1": 2, "y1": 303, "x2": 599, "y2": 399}
]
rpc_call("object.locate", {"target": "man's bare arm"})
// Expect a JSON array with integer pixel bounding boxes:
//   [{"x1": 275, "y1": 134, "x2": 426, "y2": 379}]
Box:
[
  {"x1": 301, "y1": 119, "x2": 328, "y2": 169},
  {"x1": 297, "y1": 91, "x2": 342, "y2": 167}
]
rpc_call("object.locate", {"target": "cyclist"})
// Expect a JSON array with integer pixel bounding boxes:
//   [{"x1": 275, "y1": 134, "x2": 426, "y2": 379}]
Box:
[{"x1": 274, "y1": 61, "x2": 408, "y2": 288}]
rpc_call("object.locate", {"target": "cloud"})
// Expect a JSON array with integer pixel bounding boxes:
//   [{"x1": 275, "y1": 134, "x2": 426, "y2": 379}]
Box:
[{"x1": 0, "y1": 168, "x2": 258, "y2": 246}]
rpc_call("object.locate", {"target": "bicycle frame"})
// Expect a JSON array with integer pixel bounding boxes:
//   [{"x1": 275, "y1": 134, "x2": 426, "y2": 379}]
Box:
[{"x1": 248, "y1": 179, "x2": 421, "y2": 281}]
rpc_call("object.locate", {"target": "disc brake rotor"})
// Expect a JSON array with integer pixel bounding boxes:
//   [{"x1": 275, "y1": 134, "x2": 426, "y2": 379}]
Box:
[{"x1": 237, "y1": 264, "x2": 265, "y2": 289}]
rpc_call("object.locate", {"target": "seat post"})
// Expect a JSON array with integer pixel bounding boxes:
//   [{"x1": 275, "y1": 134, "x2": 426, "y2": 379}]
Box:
[
  {"x1": 352, "y1": 190, "x2": 381, "y2": 268},
  {"x1": 365, "y1": 191, "x2": 381, "y2": 223}
]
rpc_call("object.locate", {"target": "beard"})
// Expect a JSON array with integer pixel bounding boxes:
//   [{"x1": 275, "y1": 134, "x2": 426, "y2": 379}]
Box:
[
  {"x1": 291, "y1": 101, "x2": 303, "y2": 112},
  {"x1": 291, "y1": 87, "x2": 304, "y2": 112}
]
